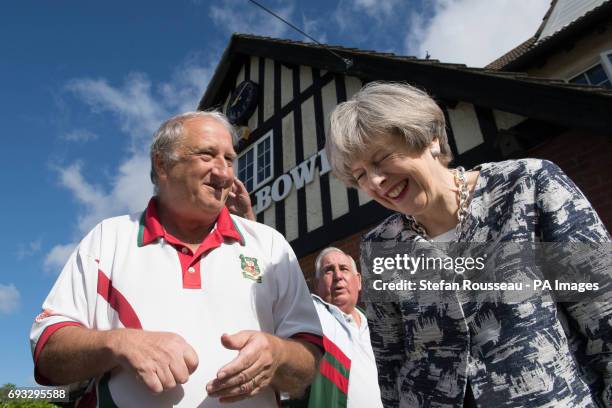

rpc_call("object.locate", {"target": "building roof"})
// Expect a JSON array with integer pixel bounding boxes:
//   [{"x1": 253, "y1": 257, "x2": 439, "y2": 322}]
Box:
[
  {"x1": 199, "y1": 33, "x2": 612, "y2": 135},
  {"x1": 537, "y1": 0, "x2": 608, "y2": 40},
  {"x1": 486, "y1": 0, "x2": 612, "y2": 71}
]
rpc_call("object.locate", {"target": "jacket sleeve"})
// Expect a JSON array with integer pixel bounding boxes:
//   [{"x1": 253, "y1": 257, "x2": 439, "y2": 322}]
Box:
[
  {"x1": 361, "y1": 238, "x2": 405, "y2": 408},
  {"x1": 535, "y1": 159, "x2": 612, "y2": 407}
]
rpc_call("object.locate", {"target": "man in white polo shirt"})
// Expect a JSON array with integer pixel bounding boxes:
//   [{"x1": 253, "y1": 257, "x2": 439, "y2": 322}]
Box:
[
  {"x1": 308, "y1": 247, "x2": 383, "y2": 408},
  {"x1": 30, "y1": 111, "x2": 323, "y2": 407}
]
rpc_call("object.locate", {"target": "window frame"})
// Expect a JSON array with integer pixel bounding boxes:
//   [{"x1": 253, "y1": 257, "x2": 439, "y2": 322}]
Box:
[
  {"x1": 235, "y1": 130, "x2": 274, "y2": 193},
  {"x1": 568, "y1": 50, "x2": 612, "y2": 88},
  {"x1": 600, "y1": 50, "x2": 612, "y2": 82}
]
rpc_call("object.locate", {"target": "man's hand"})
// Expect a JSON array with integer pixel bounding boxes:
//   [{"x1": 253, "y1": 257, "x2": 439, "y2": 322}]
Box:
[
  {"x1": 110, "y1": 329, "x2": 199, "y2": 394},
  {"x1": 226, "y1": 178, "x2": 256, "y2": 221},
  {"x1": 206, "y1": 331, "x2": 283, "y2": 403}
]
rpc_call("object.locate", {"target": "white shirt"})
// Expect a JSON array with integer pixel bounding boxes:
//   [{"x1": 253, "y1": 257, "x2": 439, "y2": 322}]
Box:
[
  {"x1": 31, "y1": 199, "x2": 322, "y2": 408},
  {"x1": 311, "y1": 295, "x2": 383, "y2": 408},
  {"x1": 431, "y1": 228, "x2": 457, "y2": 242},
  {"x1": 343, "y1": 309, "x2": 383, "y2": 408}
]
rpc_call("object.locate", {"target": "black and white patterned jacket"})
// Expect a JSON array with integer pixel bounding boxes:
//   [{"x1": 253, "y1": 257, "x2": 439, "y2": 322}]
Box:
[{"x1": 361, "y1": 159, "x2": 612, "y2": 407}]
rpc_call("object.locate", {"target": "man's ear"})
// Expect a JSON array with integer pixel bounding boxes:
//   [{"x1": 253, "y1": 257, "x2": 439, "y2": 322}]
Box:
[
  {"x1": 357, "y1": 272, "x2": 362, "y2": 291},
  {"x1": 153, "y1": 154, "x2": 168, "y2": 182}
]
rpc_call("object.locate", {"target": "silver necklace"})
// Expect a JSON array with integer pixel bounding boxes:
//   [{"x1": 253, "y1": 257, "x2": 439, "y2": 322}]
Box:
[
  {"x1": 454, "y1": 166, "x2": 469, "y2": 237},
  {"x1": 411, "y1": 166, "x2": 469, "y2": 239}
]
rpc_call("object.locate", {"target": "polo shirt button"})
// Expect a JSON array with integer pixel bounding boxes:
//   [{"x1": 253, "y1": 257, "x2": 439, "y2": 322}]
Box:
[
  {"x1": 181, "y1": 247, "x2": 189, "y2": 254},
  {"x1": 187, "y1": 266, "x2": 196, "y2": 274}
]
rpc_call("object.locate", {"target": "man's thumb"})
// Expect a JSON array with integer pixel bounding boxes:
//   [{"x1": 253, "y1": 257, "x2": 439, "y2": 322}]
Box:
[{"x1": 220, "y1": 331, "x2": 250, "y2": 350}]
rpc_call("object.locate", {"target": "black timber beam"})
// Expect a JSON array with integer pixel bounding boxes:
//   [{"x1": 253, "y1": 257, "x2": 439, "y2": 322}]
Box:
[{"x1": 222, "y1": 36, "x2": 612, "y2": 136}]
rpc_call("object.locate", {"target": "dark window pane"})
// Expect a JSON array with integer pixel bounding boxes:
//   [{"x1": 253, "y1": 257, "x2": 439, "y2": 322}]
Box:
[
  {"x1": 585, "y1": 64, "x2": 607, "y2": 85},
  {"x1": 238, "y1": 155, "x2": 247, "y2": 180},
  {"x1": 256, "y1": 136, "x2": 272, "y2": 184},
  {"x1": 569, "y1": 73, "x2": 589, "y2": 85},
  {"x1": 238, "y1": 149, "x2": 255, "y2": 191}
]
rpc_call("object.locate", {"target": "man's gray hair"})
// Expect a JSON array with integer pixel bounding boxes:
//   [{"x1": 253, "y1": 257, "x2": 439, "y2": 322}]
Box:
[
  {"x1": 314, "y1": 247, "x2": 358, "y2": 279},
  {"x1": 326, "y1": 81, "x2": 453, "y2": 188},
  {"x1": 149, "y1": 110, "x2": 237, "y2": 188}
]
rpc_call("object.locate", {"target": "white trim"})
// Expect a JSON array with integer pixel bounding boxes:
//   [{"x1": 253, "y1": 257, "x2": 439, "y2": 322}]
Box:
[
  {"x1": 568, "y1": 49, "x2": 612, "y2": 86},
  {"x1": 236, "y1": 130, "x2": 274, "y2": 192},
  {"x1": 600, "y1": 50, "x2": 612, "y2": 83}
]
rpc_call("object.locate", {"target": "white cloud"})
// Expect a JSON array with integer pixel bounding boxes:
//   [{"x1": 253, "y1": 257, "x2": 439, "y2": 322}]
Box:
[
  {"x1": 350, "y1": 0, "x2": 401, "y2": 21},
  {"x1": 0, "y1": 284, "x2": 20, "y2": 314},
  {"x1": 209, "y1": 0, "x2": 294, "y2": 38},
  {"x1": 43, "y1": 243, "x2": 77, "y2": 274},
  {"x1": 301, "y1": 12, "x2": 328, "y2": 44},
  {"x1": 46, "y1": 55, "x2": 217, "y2": 269},
  {"x1": 405, "y1": 0, "x2": 550, "y2": 67},
  {"x1": 17, "y1": 239, "x2": 42, "y2": 260},
  {"x1": 66, "y1": 73, "x2": 168, "y2": 152},
  {"x1": 330, "y1": 0, "x2": 407, "y2": 49},
  {"x1": 159, "y1": 54, "x2": 216, "y2": 114},
  {"x1": 61, "y1": 129, "x2": 98, "y2": 143}
]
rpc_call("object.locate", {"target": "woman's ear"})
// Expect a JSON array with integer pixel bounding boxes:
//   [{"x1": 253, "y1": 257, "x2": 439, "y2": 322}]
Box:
[{"x1": 430, "y1": 138, "x2": 441, "y2": 158}]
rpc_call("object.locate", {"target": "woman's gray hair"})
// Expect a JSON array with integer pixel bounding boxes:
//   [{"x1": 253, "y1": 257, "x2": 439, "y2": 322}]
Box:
[
  {"x1": 326, "y1": 81, "x2": 453, "y2": 188},
  {"x1": 149, "y1": 110, "x2": 237, "y2": 187},
  {"x1": 314, "y1": 247, "x2": 358, "y2": 279}
]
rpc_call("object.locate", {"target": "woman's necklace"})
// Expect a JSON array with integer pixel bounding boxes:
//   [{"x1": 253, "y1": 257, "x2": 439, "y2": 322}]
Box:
[{"x1": 411, "y1": 166, "x2": 469, "y2": 239}]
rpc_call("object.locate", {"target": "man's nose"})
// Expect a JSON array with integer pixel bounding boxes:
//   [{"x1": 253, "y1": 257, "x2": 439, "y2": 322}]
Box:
[{"x1": 210, "y1": 159, "x2": 232, "y2": 180}]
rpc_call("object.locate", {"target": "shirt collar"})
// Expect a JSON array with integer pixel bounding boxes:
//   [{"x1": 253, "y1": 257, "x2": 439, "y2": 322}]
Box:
[{"x1": 137, "y1": 197, "x2": 245, "y2": 247}]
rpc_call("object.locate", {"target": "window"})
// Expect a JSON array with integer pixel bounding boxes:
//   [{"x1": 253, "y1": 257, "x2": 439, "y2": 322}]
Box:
[
  {"x1": 569, "y1": 51, "x2": 612, "y2": 89},
  {"x1": 236, "y1": 131, "x2": 273, "y2": 192}
]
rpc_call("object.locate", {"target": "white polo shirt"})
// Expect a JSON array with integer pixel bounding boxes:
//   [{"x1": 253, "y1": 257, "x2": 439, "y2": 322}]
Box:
[
  {"x1": 310, "y1": 295, "x2": 382, "y2": 408},
  {"x1": 30, "y1": 198, "x2": 323, "y2": 408}
]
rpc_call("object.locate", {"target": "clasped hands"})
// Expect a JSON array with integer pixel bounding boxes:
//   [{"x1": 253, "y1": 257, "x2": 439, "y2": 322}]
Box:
[{"x1": 113, "y1": 329, "x2": 282, "y2": 403}]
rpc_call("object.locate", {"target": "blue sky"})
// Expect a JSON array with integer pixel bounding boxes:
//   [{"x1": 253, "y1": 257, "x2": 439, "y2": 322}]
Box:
[{"x1": 0, "y1": 0, "x2": 549, "y2": 386}]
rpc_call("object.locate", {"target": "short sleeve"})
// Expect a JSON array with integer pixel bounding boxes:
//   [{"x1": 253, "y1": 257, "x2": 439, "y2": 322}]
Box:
[
  {"x1": 29, "y1": 229, "x2": 101, "y2": 385},
  {"x1": 268, "y1": 231, "x2": 323, "y2": 350}
]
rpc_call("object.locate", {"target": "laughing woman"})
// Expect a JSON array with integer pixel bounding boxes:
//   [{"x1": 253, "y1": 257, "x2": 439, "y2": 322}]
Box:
[{"x1": 326, "y1": 82, "x2": 612, "y2": 408}]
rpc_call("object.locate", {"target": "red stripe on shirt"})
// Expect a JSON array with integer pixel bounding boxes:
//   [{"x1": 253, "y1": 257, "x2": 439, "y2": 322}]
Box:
[
  {"x1": 291, "y1": 332, "x2": 324, "y2": 353},
  {"x1": 33, "y1": 321, "x2": 83, "y2": 385},
  {"x1": 323, "y1": 335, "x2": 351, "y2": 370},
  {"x1": 320, "y1": 358, "x2": 349, "y2": 394},
  {"x1": 97, "y1": 269, "x2": 142, "y2": 329}
]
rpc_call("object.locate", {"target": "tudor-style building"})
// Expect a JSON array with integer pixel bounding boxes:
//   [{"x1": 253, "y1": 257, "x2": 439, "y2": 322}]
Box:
[{"x1": 198, "y1": 32, "x2": 612, "y2": 282}]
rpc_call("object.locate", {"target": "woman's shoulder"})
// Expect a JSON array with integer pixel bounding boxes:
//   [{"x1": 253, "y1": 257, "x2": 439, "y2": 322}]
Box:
[
  {"x1": 475, "y1": 158, "x2": 557, "y2": 176},
  {"x1": 474, "y1": 158, "x2": 563, "y2": 189}
]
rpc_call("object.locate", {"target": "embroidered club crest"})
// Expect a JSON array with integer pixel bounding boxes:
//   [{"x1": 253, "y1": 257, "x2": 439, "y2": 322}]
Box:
[{"x1": 239, "y1": 254, "x2": 262, "y2": 283}]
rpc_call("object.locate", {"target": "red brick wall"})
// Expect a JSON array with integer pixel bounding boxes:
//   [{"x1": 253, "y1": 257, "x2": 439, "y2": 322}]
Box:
[{"x1": 528, "y1": 129, "x2": 612, "y2": 232}]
